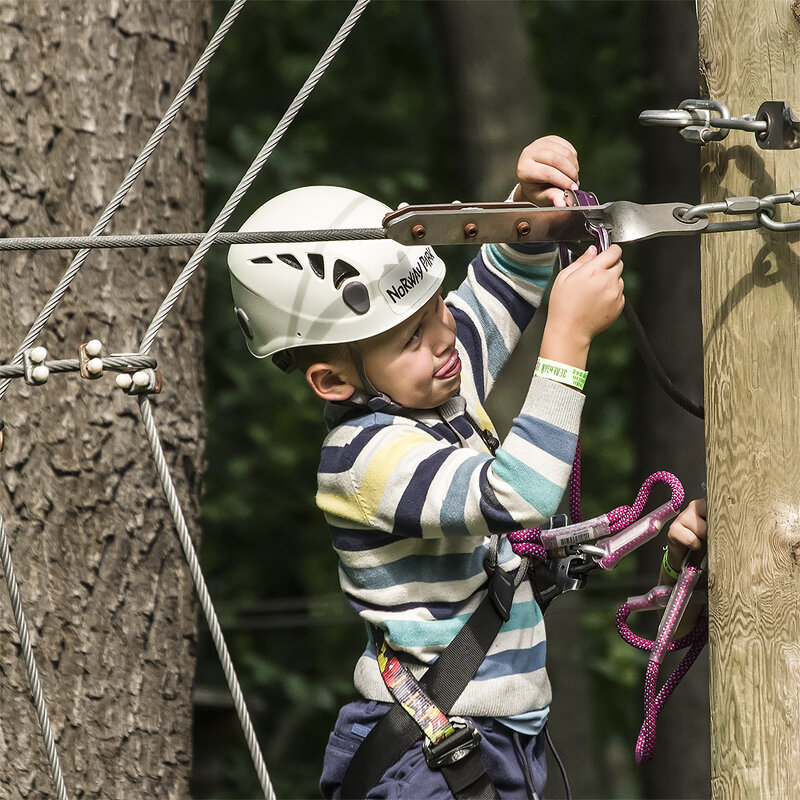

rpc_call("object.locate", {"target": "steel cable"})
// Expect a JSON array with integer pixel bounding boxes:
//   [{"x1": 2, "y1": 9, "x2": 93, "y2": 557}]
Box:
[
  {"x1": 0, "y1": 355, "x2": 157, "y2": 380},
  {"x1": 137, "y1": 397, "x2": 275, "y2": 800},
  {"x1": 0, "y1": 228, "x2": 386, "y2": 252},
  {"x1": 0, "y1": 512, "x2": 69, "y2": 800},
  {"x1": 138, "y1": 0, "x2": 372, "y2": 355}
]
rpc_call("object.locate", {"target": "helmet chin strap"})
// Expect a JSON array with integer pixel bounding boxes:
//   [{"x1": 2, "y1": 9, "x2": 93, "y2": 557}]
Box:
[{"x1": 346, "y1": 343, "x2": 405, "y2": 414}]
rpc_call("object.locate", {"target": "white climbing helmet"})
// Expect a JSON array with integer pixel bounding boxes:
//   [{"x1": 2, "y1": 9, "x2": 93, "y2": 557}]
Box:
[{"x1": 227, "y1": 185, "x2": 446, "y2": 369}]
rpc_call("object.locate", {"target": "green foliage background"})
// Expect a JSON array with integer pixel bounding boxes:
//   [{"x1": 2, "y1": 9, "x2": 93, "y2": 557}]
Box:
[{"x1": 197, "y1": 2, "x2": 656, "y2": 797}]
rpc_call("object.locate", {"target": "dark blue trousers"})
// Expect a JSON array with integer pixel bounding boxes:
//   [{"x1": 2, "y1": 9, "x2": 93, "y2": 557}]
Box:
[{"x1": 320, "y1": 700, "x2": 547, "y2": 799}]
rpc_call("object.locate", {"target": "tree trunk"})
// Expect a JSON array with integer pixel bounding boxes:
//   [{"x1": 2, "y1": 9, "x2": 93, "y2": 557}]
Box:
[
  {"x1": 0, "y1": 2, "x2": 208, "y2": 798},
  {"x1": 697, "y1": 1, "x2": 800, "y2": 797},
  {"x1": 636, "y1": 3, "x2": 710, "y2": 798}
]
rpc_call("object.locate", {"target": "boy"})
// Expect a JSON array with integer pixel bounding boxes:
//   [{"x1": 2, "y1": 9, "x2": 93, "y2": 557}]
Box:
[{"x1": 228, "y1": 136, "x2": 624, "y2": 798}]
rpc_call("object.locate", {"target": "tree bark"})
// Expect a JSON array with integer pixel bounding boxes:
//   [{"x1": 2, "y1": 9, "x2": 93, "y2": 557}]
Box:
[
  {"x1": 636, "y1": 3, "x2": 710, "y2": 798},
  {"x1": 0, "y1": 2, "x2": 208, "y2": 798},
  {"x1": 697, "y1": 1, "x2": 800, "y2": 797}
]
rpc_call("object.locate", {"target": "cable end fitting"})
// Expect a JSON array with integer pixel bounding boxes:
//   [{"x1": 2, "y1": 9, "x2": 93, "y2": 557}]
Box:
[{"x1": 115, "y1": 368, "x2": 162, "y2": 396}]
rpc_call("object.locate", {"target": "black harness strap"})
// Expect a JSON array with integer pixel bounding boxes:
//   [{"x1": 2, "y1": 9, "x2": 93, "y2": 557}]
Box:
[{"x1": 340, "y1": 565, "x2": 515, "y2": 799}]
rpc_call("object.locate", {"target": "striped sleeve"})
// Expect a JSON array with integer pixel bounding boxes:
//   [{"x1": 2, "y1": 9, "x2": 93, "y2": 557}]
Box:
[
  {"x1": 317, "y1": 382, "x2": 583, "y2": 540},
  {"x1": 446, "y1": 242, "x2": 557, "y2": 403}
]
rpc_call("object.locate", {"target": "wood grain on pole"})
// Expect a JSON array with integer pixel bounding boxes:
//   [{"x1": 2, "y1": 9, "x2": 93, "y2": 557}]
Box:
[{"x1": 698, "y1": 1, "x2": 800, "y2": 797}]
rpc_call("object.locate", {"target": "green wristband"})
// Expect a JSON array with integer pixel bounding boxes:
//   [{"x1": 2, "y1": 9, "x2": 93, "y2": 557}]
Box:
[
  {"x1": 534, "y1": 357, "x2": 588, "y2": 391},
  {"x1": 662, "y1": 548, "x2": 680, "y2": 580}
]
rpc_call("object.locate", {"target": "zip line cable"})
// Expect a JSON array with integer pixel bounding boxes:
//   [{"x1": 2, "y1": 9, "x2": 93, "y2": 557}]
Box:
[{"x1": 0, "y1": 228, "x2": 387, "y2": 252}]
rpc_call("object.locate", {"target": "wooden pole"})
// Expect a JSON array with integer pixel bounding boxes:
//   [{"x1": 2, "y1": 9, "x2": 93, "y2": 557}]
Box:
[{"x1": 698, "y1": 1, "x2": 800, "y2": 797}]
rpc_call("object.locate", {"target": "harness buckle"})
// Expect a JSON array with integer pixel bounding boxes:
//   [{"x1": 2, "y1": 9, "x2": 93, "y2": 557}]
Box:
[
  {"x1": 485, "y1": 565, "x2": 514, "y2": 622},
  {"x1": 423, "y1": 717, "x2": 482, "y2": 769}
]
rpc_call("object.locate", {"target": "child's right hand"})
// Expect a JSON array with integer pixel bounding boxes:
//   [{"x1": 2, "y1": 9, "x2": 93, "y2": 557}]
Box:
[{"x1": 540, "y1": 244, "x2": 625, "y2": 368}]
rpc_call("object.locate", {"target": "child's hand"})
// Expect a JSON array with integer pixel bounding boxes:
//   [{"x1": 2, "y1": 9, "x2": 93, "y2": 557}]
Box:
[
  {"x1": 513, "y1": 136, "x2": 580, "y2": 207},
  {"x1": 540, "y1": 245, "x2": 625, "y2": 366},
  {"x1": 665, "y1": 497, "x2": 708, "y2": 575}
]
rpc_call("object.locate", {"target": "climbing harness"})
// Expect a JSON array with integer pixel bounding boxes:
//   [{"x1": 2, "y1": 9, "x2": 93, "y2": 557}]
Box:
[
  {"x1": 341, "y1": 547, "x2": 517, "y2": 800},
  {"x1": 342, "y1": 565, "x2": 515, "y2": 799}
]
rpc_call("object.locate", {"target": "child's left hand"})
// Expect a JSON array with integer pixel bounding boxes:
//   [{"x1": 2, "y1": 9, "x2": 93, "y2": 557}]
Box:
[
  {"x1": 664, "y1": 497, "x2": 707, "y2": 577},
  {"x1": 513, "y1": 135, "x2": 580, "y2": 207}
]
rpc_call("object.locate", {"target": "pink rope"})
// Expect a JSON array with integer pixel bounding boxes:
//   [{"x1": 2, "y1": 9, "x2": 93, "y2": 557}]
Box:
[
  {"x1": 616, "y1": 571, "x2": 708, "y2": 765},
  {"x1": 606, "y1": 471, "x2": 685, "y2": 532},
  {"x1": 508, "y1": 470, "x2": 684, "y2": 559},
  {"x1": 568, "y1": 436, "x2": 583, "y2": 523}
]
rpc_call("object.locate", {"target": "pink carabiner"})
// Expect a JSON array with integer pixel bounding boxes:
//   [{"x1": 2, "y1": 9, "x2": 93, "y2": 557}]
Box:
[{"x1": 592, "y1": 501, "x2": 678, "y2": 570}]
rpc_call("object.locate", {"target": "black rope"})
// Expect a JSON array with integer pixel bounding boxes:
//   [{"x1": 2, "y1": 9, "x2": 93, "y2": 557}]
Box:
[{"x1": 623, "y1": 304, "x2": 705, "y2": 419}]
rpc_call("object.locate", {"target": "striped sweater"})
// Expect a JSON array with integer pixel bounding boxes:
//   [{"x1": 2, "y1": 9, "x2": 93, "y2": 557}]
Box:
[{"x1": 317, "y1": 241, "x2": 584, "y2": 718}]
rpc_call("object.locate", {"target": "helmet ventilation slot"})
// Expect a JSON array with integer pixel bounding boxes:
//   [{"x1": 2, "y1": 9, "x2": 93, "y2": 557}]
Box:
[
  {"x1": 277, "y1": 253, "x2": 303, "y2": 270},
  {"x1": 333, "y1": 259, "x2": 360, "y2": 289},
  {"x1": 308, "y1": 253, "x2": 325, "y2": 279}
]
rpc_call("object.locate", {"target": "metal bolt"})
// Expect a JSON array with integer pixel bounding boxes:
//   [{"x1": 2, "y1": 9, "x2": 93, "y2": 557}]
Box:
[
  {"x1": 116, "y1": 373, "x2": 133, "y2": 390},
  {"x1": 31, "y1": 365, "x2": 49, "y2": 383},
  {"x1": 29, "y1": 347, "x2": 48, "y2": 364},
  {"x1": 463, "y1": 222, "x2": 478, "y2": 238},
  {"x1": 133, "y1": 370, "x2": 151, "y2": 387},
  {"x1": 85, "y1": 339, "x2": 103, "y2": 357},
  {"x1": 516, "y1": 220, "x2": 531, "y2": 237},
  {"x1": 86, "y1": 357, "x2": 103, "y2": 376},
  {"x1": 411, "y1": 224, "x2": 426, "y2": 240}
]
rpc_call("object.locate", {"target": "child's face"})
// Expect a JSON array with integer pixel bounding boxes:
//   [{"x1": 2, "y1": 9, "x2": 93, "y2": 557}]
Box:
[{"x1": 359, "y1": 293, "x2": 461, "y2": 409}]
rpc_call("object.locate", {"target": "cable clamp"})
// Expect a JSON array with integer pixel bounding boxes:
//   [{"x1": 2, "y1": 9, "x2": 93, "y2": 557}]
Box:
[
  {"x1": 79, "y1": 339, "x2": 104, "y2": 379},
  {"x1": 115, "y1": 368, "x2": 162, "y2": 395},
  {"x1": 23, "y1": 347, "x2": 50, "y2": 385}
]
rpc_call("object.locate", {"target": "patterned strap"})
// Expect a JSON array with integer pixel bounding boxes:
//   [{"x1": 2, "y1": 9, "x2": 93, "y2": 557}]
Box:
[{"x1": 375, "y1": 630, "x2": 456, "y2": 745}]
